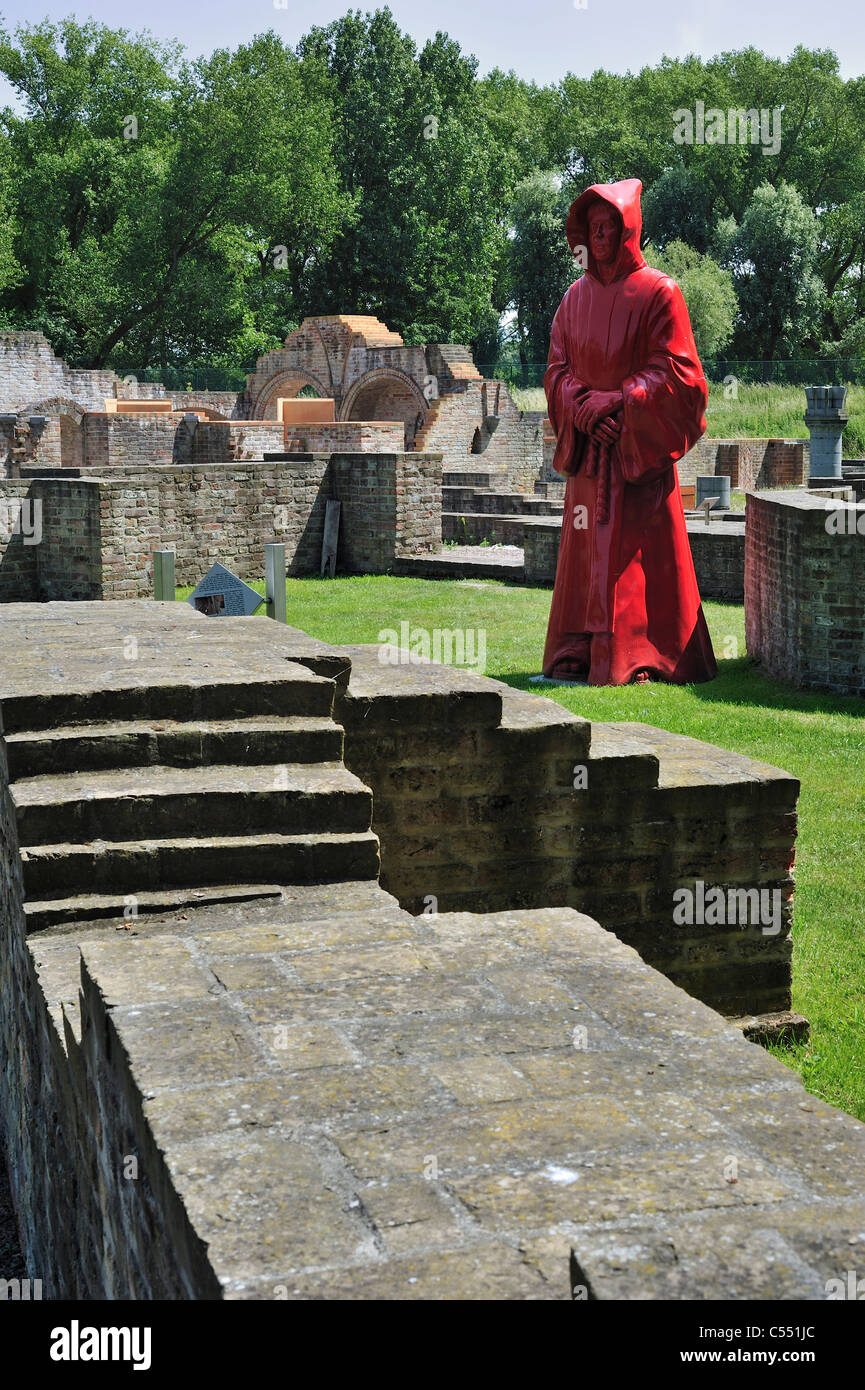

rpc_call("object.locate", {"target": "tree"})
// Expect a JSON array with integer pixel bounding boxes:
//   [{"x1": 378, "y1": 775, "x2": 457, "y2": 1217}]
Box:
[
  {"x1": 0, "y1": 19, "x2": 346, "y2": 368},
  {"x1": 643, "y1": 240, "x2": 737, "y2": 359},
  {"x1": 642, "y1": 166, "x2": 714, "y2": 253},
  {"x1": 298, "y1": 9, "x2": 502, "y2": 343},
  {"x1": 508, "y1": 171, "x2": 574, "y2": 371},
  {"x1": 718, "y1": 182, "x2": 825, "y2": 359}
]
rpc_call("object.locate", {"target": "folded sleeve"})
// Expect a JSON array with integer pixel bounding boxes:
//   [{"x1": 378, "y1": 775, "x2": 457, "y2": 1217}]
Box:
[
  {"x1": 544, "y1": 292, "x2": 592, "y2": 476},
  {"x1": 617, "y1": 278, "x2": 708, "y2": 485}
]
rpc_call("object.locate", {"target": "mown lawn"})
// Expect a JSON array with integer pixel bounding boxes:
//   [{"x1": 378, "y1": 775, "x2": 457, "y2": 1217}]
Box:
[{"x1": 180, "y1": 574, "x2": 865, "y2": 1120}]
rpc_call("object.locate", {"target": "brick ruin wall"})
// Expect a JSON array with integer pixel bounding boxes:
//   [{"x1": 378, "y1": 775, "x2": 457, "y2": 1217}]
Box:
[
  {"x1": 420, "y1": 381, "x2": 545, "y2": 491},
  {"x1": 0, "y1": 455, "x2": 443, "y2": 600},
  {"x1": 684, "y1": 522, "x2": 745, "y2": 601},
  {"x1": 275, "y1": 422, "x2": 405, "y2": 455},
  {"x1": 746, "y1": 489, "x2": 865, "y2": 695},
  {"x1": 678, "y1": 437, "x2": 808, "y2": 490}
]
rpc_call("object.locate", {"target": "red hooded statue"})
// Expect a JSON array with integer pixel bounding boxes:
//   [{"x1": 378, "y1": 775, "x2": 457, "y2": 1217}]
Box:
[{"x1": 542, "y1": 178, "x2": 717, "y2": 685}]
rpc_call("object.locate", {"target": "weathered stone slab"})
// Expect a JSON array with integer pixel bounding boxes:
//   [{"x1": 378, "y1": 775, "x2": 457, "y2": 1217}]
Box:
[{"x1": 60, "y1": 905, "x2": 865, "y2": 1299}]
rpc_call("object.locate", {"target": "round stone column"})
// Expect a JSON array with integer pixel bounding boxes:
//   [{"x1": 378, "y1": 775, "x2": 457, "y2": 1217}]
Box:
[{"x1": 805, "y1": 385, "x2": 848, "y2": 478}]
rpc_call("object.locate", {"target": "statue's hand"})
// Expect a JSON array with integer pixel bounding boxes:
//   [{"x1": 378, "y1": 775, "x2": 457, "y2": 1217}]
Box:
[
  {"x1": 591, "y1": 414, "x2": 622, "y2": 447},
  {"x1": 573, "y1": 389, "x2": 623, "y2": 436}
]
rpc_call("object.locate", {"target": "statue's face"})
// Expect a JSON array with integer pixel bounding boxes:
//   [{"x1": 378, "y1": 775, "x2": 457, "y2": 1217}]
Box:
[{"x1": 588, "y1": 206, "x2": 620, "y2": 266}]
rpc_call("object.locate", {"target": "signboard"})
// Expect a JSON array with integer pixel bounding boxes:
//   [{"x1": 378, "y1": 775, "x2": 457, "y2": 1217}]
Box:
[{"x1": 187, "y1": 562, "x2": 263, "y2": 617}]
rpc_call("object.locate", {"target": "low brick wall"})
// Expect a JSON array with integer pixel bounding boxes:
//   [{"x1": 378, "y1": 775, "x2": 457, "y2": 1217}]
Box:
[
  {"x1": 685, "y1": 519, "x2": 745, "y2": 601},
  {"x1": 0, "y1": 478, "x2": 103, "y2": 601},
  {"x1": 279, "y1": 422, "x2": 405, "y2": 454},
  {"x1": 190, "y1": 421, "x2": 286, "y2": 464},
  {"x1": 0, "y1": 453, "x2": 443, "y2": 600},
  {"x1": 746, "y1": 489, "x2": 865, "y2": 694},
  {"x1": 0, "y1": 482, "x2": 39, "y2": 600},
  {"x1": 678, "y1": 437, "x2": 807, "y2": 490},
  {"x1": 523, "y1": 517, "x2": 562, "y2": 584},
  {"x1": 521, "y1": 513, "x2": 744, "y2": 600},
  {"x1": 82, "y1": 413, "x2": 178, "y2": 468}
]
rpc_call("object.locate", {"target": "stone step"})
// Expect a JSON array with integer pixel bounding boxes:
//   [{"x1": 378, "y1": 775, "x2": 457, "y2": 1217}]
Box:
[
  {"x1": 585, "y1": 723, "x2": 660, "y2": 790},
  {"x1": 394, "y1": 549, "x2": 525, "y2": 581},
  {"x1": 26, "y1": 877, "x2": 402, "y2": 935},
  {"x1": 442, "y1": 468, "x2": 511, "y2": 491},
  {"x1": 442, "y1": 489, "x2": 562, "y2": 516},
  {"x1": 13, "y1": 763, "x2": 372, "y2": 847},
  {"x1": 0, "y1": 670, "x2": 334, "y2": 735},
  {"x1": 4, "y1": 716, "x2": 344, "y2": 779},
  {"x1": 21, "y1": 829, "x2": 381, "y2": 898},
  {"x1": 25, "y1": 883, "x2": 284, "y2": 933},
  {"x1": 442, "y1": 513, "x2": 529, "y2": 546}
]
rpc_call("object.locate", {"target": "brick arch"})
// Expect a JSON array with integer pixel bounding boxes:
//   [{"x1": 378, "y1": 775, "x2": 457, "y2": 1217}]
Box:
[
  {"x1": 340, "y1": 368, "x2": 428, "y2": 449},
  {"x1": 19, "y1": 396, "x2": 86, "y2": 426},
  {"x1": 19, "y1": 396, "x2": 86, "y2": 468},
  {"x1": 250, "y1": 369, "x2": 330, "y2": 420}
]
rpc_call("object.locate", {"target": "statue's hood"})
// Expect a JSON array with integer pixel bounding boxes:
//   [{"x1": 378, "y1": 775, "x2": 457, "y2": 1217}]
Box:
[{"x1": 566, "y1": 178, "x2": 646, "y2": 284}]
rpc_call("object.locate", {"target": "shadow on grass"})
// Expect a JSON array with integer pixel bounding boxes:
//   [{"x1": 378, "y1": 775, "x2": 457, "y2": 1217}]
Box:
[
  {"x1": 688, "y1": 659, "x2": 865, "y2": 719},
  {"x1": 499, "y1": 659, "x2": 865, "y2": 719}
]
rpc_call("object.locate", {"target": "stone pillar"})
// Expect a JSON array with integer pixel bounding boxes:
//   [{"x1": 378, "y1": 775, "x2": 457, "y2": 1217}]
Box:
[
  {"x1": 265, "y1": 542, "x2": 287, "y2": 622},
  {"x1": 805, "y1": 385, "x2": 848, "y2": 478},
  {"x1": 153, "y1": 550, "x2": 175, "y2": 601}
]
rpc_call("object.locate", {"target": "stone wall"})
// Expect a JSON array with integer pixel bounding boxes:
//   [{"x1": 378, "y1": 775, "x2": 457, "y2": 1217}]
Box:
[
  {"x1": 0, "y1": 603, "x2": 820, "y2": 1299},
  {"x1": 81, "y1": 414, "x2": 178, "y2": 468},
  {"x1": 278, "y1": 422, "x2": 405, "y2": 454},
  {"x1": 168, "y1": 391, "x2": 242, "y2": 419},
  {"x1": 523, "y1": 516, "x2": 562, "y2": 585},
  {"x1": 418, "y1": 381, "x2": 544, "y2": 491},
  {"x1": 0, "y1": 478, "x2": 102, "y2": 601},
  {"x1": 0, "y1": 482, "x2": 39, "y2": 601},
  {"x1": 335, "y1": 650, "x2": 798, "y2": 1017},
  {"x1": 0, "y1": 453, "x2": 443, "y2": 600},
  {"x1": 0, "y1": 332, "x2": 166, "y2": 414},
  {"x1": 685, "y1": 519, "x2": 745, "y2": 601},
  {"x1": 678, "y1": 437, "x2": 807, "y2": 490},
  {"x1": 521, "y1": 512, "x2": 742, "y2": 601},
  {"x1": 0, "y1": 726, "x2": 52, "y2": 1291},
  {"x1": 189, "y1": 422, "x2": 286, "y2": 465},
  {"x1": 0, "y1": 726, "x2": 219, "y2": 1297},
  {"x1": 746, "y1": 489, "x2": 865, "y2": 694},
  {"x1": 330, "y1": 452, "x2": 441, "y2": 572}
]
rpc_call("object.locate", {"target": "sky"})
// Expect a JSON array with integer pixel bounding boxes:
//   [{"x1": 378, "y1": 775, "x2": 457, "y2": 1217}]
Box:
[{"x1": 0, "y1": 0, "x2": 861, "y2": 82}]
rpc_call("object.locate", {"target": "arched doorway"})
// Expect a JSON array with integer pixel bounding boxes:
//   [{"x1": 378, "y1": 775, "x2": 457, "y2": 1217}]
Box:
[
  {"x1": 251, "y1": 371, "x2": 330, "y2": 420},
  {"x1": 341, "y1": 370, "x2": 427, "y2": 449}
]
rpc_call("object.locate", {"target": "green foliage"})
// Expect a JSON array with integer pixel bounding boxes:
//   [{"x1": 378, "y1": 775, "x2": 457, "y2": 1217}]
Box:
[
  {"x1": 298, "y1": 11, "x2": 501, "y2": 343},
  {"x1": 507, "y1": 171, "x2": 575, "y2": 366},
  {"x1": 641, "y1": 165, "x2": 714, "y2": 253},
  {"x1": 719, "y1": 182, "x2": 825, "y2": 359},
  {"x1": 0, "y1": 14, "x2": 863, "y2": 371},
  {"x1": 644, "y1": 239, "x2": 737, "y2": 358}
]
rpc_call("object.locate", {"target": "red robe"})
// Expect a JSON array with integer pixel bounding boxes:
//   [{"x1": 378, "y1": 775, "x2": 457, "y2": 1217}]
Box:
[{"x1": 542, "y1": 178, "x2": 717, "y2": 686}]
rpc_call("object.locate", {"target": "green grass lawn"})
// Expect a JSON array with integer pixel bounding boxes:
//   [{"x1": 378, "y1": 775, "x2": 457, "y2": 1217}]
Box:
[
  {"x1": 180, "y1": 574, "x2": 865, "y2": 1120},
  {"x1": 511, "y1": 380, "x2": 865, "y2": 457}
]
